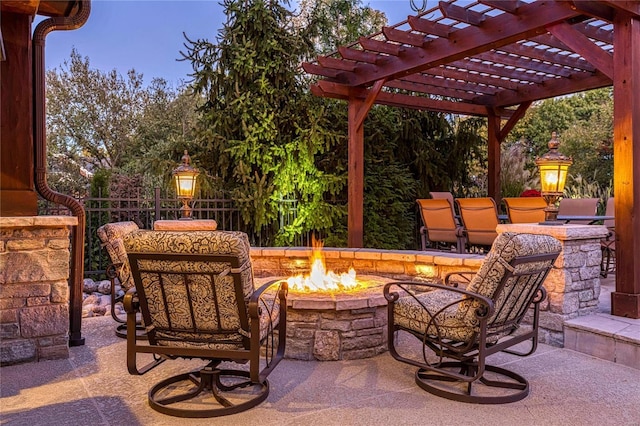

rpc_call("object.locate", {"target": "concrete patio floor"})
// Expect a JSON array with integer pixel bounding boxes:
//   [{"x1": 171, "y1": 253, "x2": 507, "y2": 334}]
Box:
[{"x1": 2, "y1": 280, "x2": 640, "y2": 426}]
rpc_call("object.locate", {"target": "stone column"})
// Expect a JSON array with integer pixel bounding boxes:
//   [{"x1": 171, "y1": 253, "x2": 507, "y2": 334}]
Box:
[
  {"x1": 497, "y1": 223, "x2": 609, "y2": 346},
  {"x1": 0, "y1": 216, "x2": 77, "y2": 365}
]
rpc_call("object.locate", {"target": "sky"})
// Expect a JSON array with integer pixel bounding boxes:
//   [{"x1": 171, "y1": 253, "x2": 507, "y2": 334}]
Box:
[{"x1": 40, "y1": 0, "x2": 422, "y2": 88}]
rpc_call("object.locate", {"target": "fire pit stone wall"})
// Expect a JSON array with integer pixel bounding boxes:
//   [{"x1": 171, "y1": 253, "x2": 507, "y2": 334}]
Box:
[{"x1": 252, "y1": 247, "x2": 484, "y2": 361}]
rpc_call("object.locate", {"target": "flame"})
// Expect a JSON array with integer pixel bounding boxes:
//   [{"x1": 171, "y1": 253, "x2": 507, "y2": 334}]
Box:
[{"x1": 287, "y1": 238, "x2": 360, "y2": 293}]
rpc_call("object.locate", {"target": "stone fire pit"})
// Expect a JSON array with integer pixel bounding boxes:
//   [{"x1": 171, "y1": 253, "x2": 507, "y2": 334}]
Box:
[{"x1": 251, "y1": 247, "x2": 484, "y2": 361}]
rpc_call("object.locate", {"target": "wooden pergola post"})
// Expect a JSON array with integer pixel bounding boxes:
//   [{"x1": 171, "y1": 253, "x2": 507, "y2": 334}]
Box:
[
  {"x1": 486, "y1": 111, "x2": 502, "y2": 204},
  {"x1": 612, "y1": 10, "x2": 640, "y2": 318},
  {"x1": 347, "y1": 80, "x2": 385, "y2": 248}
]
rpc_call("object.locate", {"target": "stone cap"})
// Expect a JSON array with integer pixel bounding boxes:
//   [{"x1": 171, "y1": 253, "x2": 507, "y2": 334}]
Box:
[
  {"x1": 497, "y1": 223, "x2": 609, "y2": 241},
  {"x1": 0, "y1": 216, "x2": 78, "y2": 228}
]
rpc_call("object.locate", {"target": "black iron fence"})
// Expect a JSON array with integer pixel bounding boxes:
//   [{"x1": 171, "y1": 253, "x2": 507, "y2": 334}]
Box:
[{"x1": 39, "y1": 188, "x2": 310, "y2": 280}]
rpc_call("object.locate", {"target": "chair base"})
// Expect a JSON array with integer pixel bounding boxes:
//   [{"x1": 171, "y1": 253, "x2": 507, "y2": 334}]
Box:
[
  {"x1": 148, "y1": 366, "x2": 269, "y2": 418},
  {"x1": 115, "y1": 323, "x2": 147, "y2": 340},
  {"x1": 415, "y1": 362, "x2": 529, "y2": 404}
]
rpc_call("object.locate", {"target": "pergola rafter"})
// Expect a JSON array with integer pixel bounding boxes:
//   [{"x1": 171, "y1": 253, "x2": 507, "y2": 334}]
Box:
[{"x1": 303, "y1": 0, "x2": 640, "y2": 319}]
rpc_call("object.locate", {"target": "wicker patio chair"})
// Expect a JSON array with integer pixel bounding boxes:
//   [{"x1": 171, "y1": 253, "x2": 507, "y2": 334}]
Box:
[
  {"x1": 455, "y1": 197, "x2": 500, "y2": 252},
  {"x1": 123, "y1": 230, "x2": 287, "y2": 417},
  {"x1": 384, "y1": 232, "x2": 561, "y2": 404},
  {"x1": 417, "y1": 199, "x2": 465, "y2": 253},
  {"x1": 502, "y1": 197, "x2": 547, "y2": 224},
  {"x1": 601, "y1": 197, "x2": 616, "y2": 277}
]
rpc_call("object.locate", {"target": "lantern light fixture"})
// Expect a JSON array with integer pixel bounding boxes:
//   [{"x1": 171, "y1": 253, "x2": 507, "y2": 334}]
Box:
[
  {"x1": 172, "y1": 150, "x2": 199, "y2": 220},
  {"x1": 535, "y1": 132, "x2": 573, "y2": 225}
]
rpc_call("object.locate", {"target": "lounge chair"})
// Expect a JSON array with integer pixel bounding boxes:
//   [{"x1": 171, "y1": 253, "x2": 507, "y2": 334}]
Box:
[
  {"x1": 384, "y1": 232, "x2": 561, "y2": 404},
  {"x1": 502, "y1": 197, "x2": 547, "y2": 224},
  {"x1": 417, "y1": 199, "x2": 465, "y2": 253},
  {"x1": 455, "y1": 197, "x2": 500, "y2": 252}
]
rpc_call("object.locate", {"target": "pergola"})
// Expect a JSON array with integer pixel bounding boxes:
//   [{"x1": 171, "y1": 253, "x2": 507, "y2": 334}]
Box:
[{"x1": 303, "y1": 0, "x2": 640, "y2": 319}]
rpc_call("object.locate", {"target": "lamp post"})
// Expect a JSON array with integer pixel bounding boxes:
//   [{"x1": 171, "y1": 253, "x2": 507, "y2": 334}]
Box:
[
  {"x1": 172, "y1": 150, "x2": 199, "y2": 219},
  {"x1": 535, "y1": 132, "x2": 573, "y2": 225}
]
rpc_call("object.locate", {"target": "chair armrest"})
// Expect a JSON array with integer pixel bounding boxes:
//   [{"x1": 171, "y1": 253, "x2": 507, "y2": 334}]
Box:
[
  {"x1": 443, "y1": 271, "x2": 475, "y2": 287},
  {"x1": 122, "y1": 287, "x2": 139, "y2": 314},
  {"x1": 248, "y1": 279, "x2": 288, "y2": 319},
  {"x1": 383, "y1": 280, "x2": 494, "y2": 315}
]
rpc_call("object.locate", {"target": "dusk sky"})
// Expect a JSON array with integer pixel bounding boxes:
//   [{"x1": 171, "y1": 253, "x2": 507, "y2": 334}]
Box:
[{"x1": 40, "y1": 0, "x2": 421, "y2": 88}]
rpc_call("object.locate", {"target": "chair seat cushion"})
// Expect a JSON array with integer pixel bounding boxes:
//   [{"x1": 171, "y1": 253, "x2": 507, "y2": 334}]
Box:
[{"x1": 393, "y1": 289, "x2": 476, "y2": 342}]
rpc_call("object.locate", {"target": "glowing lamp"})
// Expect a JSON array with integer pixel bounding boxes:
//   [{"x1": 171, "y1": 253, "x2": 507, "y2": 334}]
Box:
[
  {"x1": 172, "y1": 150, "x2": 199, "y2": 219},
  {"x1": 535, "y1": 132, "x2": 572, "y2": 225}
]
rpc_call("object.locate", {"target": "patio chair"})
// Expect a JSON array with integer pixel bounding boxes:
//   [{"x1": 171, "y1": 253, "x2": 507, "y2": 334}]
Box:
[
  {"x1": 384, "y1": 232, "x2": 561, "y2": 404},
  {"x1": 417, "y1": 199, "x2": 465, "y2": 253},
  {"x1": 557, "y1": 197, "x2": 599, "y2": 224},
  {"x1": 601, "y1": 197, "x2": 616, "y2": 277},
  {"x1": 97, "y1": 221, "x2": 146, "y2": 338},
  {"x1": 455, "y1": 198, "x2": 500, "y2": 252},
  {"x1": 123, "y1": 230, "x2": 287, "y2": 417},
  {"x1": 502, "y1": 197, "x2": 547, "y2": 224}
]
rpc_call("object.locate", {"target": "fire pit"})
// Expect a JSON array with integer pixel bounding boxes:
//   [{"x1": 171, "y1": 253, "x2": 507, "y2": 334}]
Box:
[{"x1": 251, "y1": 242, "x2": 484, "y2": 361}]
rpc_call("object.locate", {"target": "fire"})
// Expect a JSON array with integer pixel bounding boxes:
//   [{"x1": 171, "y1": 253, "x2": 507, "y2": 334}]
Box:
[{"x1": 287, "y1": 239, "x2": 360, "y2": 293}]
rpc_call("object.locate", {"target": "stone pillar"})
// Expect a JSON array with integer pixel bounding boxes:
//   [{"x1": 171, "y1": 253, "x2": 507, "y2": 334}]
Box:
[
  {"x1": 497, "y1": 223, "x2": 609, "y2": 346},
  {"x1": 0, "y1": 216, "x2": 77, "y2": 365}
]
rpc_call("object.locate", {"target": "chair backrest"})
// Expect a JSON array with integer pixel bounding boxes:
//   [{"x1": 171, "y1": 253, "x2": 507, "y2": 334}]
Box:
[
  {"x1": 97, "y1": 221, "x2": 142, "y2": 290},
  {"x1": 558, "y1": 198, "x2": 599, "y2": 224},
  {"x1": 603, "y1": 197, "x2": 615, "y2": 229},
  {"x1": 417, "y1": 199, "x2": 460, "y2": 245},
  {"x1": 502, "y1": 197, "x2": 547, "y2": 224},
  {"x1": 456, "y1": 232, "x2": 561, "y2": 336},
  {"x1": 429, "y1": 191, "x2": 455, "y2": 207},
  {"x1": 125, "y1": 230, "x2": 255, "y2": 349},
  {"x1": 455, "y1": 197, "x2": 499, "y2": 247}
]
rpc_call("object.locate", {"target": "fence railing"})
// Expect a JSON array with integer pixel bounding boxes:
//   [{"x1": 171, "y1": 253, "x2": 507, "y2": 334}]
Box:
[{"x1": 39, "y1": 188, "x2": 309, "y2": 280}]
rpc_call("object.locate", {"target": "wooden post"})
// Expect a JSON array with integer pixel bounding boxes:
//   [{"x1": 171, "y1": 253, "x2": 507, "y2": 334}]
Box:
[
  {"x1": 0, "y1": 12, "x2": 38, "y2": 216},
  {"x1": 347, "y1": 98, "x2": 365, "y2": 248},
  {"x1": 612, "y1": 11, "x2": 640, "y2": 318},
  {"x1": 487, "y1": 110, "x2": 501, "y2": 204}
]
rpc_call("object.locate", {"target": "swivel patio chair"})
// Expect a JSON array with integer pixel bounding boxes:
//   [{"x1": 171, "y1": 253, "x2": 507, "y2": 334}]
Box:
[
  {"x1": 601, "y1": 197, "x2": 616, "y2": 277},
  {"x1": 123, "y1": 230, "x2": 287, "y2": 417},
  {"x1": 97, "y1": 221, "x2": 146, "y2": 338},
  {"x1": 502, "y1": 197, "x2": 547, "y2": 224},
  {"x1": 455, "y1": 197, "x2": 500, "y2": 252},
  {"x1": 384, "y1": 232, "x2": 561, "y2": 404},
  {"x1": 417, "y1": 199, "x2": 465, "y2": 253}
]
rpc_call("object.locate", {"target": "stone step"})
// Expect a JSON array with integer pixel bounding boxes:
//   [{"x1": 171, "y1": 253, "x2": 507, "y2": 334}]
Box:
[{"x1": 564, "y1": 313, "x2": 640, "y2": 370}]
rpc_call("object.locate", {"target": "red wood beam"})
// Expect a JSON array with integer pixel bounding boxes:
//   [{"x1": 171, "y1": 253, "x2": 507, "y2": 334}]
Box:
[
  {"x1": 497, "y1": 42, "x2": 596, "y2": 72},
  {"x1": 358, "y1": 37, "x2": 409, "y2": 57},
  {"x1": 382, "y1": 26, "x2": 429, "y2": 48},
  {"x1": 547, "y1": 22, "x2": 614, "y2": 79},
  {"x1": 348, "y1": 98, "x2": 365, "y2": 248},
  {"x1": 487, "y1": 110, "x2": 502, "y2": 203},
  {"x1": 478, "y1": 71, "x2": 612, "y2": 108},
  {"x1": 570, "y1": 1, "x2": 615, "y2": 21},
  {"x1": 421, "y1": 66, "x2": 523, "y2": 91},
  {"x1": 439, "y1": 2, "x2": 487, "y2": 26},
  {"x1": 474, "y1": 50, "x2": 576, "y2": 78},
  {"x1": 402, "y1": 73, "x2": 501, "y2": 96},
  {"x1": 602, "y1": 1, "x2": 640, "y2": 18},
  {"x1": 301, "y1": 62, "x2": 341, "y2": 79},
  {"x1": 338, "y1": 46, "x2": 389, "y2": 65},
  {"x1": 612, "y1": 11, "x2": 640, "y2": 318},
  {"x1": 341, "y1": 1, "x2": 582, "y2": 87},
  {"x1": 478, "y1": 0, "x2": 523, "y2": 14},
  {"x1": 318, "y1": 56, "x2": 357, "y2": 72},
  {"x1": 314, "y1": 80, "x2": 499, "y2": 116},
  {"x1": 498, "y1": 101, "x2": 532, "y2": 141},
  {"x1": 407, "y1": 15, "x2": 452, "y2": 38}
]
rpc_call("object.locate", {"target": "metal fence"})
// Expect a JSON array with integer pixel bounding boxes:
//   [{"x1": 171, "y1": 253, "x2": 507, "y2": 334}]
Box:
[{"x1": 39, "y1": 188, "x2": 308, "y2": 280}]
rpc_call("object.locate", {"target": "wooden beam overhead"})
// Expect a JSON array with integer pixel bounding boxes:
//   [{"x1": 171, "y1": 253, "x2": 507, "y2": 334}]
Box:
[
  {"x1": 338, "y1": 46, "x2": 389, "y2": 65},
  {"x1": 340, "y1": 1, "x2": 582, "y2": 87},
  {"x1": 382, "y1": 26, "x2": 429, "y2": 48},
  {"x1": 358, "y1": 37, "x2": 409, "y2": 57},
  {"x1": 547, "y1": 22, "x2": 614, "y2": 79},
  {"x1": 601, "y1": 0, "x2": 640, "y2": 17},
  {"x1": 478, "y1": 0, "x2": 522, "y2": 14},
  {"x1": 407, "y1": 15, "x2": 453, "y2": 38},
  {"x1": 439, "y1": 1, "x2": 487, "y2": 26},
  {"x1": 571, "y1": 1, "x2": 615, "y2": 21}
]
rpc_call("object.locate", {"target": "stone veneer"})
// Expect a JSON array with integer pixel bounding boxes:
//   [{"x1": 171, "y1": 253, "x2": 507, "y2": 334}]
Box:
[
  {"x1": 251, "y1": 247, "x2": 484, "y2": 361},
  {"x1": 497, "y1": 223, "x2": 609, "y2": 346},
  {"x1": 0, "y1": 216, "x2": 77, "y2": 365}
]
